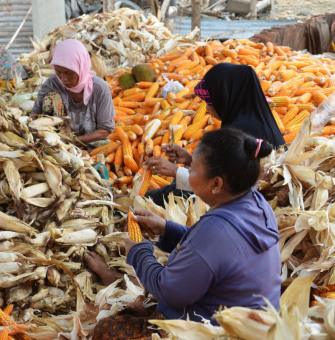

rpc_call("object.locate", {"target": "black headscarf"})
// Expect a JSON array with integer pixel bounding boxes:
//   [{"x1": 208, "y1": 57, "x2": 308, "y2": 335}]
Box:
[{"x1": 203, "y1": 63, "x2": 285, "y2": 149}]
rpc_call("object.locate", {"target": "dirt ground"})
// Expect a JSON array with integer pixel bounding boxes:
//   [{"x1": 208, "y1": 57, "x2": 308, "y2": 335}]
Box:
[{"x1": 269, "y1": 0, "x2": 335, "y2": 20}]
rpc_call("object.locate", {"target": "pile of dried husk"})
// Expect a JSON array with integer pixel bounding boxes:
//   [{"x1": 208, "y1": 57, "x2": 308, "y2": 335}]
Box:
[
  {"x1": 14, "y1": 8, "x2": 197, "y2": 93},
  {"x1": 0, "y1": 98, "x2": 209, "y2": 338}
]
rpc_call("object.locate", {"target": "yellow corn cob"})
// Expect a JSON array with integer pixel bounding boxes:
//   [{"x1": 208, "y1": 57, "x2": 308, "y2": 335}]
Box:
[
  {"x1": 282, "y1": 61, "x2": 314, "y2": 68},
  {"x1": 313, "y1": 91, "x2": 327, "y2": 105},
  {"x1": 145, "y1": 139, "x2": 154, "y2": 156},
  {"x1": 118, "y1": 175, "x2": 133, "y2": 185},
  {"x1": 123, "y1": 165, "x2": 133, "y2": 176},
  {"x1": 128, "y1": 210, "x2": 143, "y2": 242},
  {"x1": 193, "y1": 101, "x2": 207, "y2": 122},
  {"x1": 281, "y1": 105, "x2": 299, "y2": 126},
  {"x1": 173, "y1": 116, "x2": 192, "y2": 143},
  {"x1": 267, "y1": 81, "x2": 283, "y2": 96},
  {"x1": 239, "y1": 55, "x2": 259, "y2": 67},
  {"x1": 297, "y1": 92, "x2": 312, "y2": 104},
  {"x1": 169, "y1": 110, "x2": 184, "y2": 127},
  {"x1": 124, "y1": 155, "x2": 139, "y2": 173},
  {"x1": 281, "y1": 77, "x2": 304, "y2": 90},
  {"x1": 285, "y1": 110, "x2": 310, "y2": 128},
  {"x1": 160, "y1": 99, "x2": 170, "y2": 110},
  {"x1": 123, "y1": 87, "x2": 141, "y2": 97},
  {"x1": 183, "y1": 115, "x2": 210, "y2": 140},
  {"x1": 322, "y1": 126, "x2": 335, "y2": 135},
  {"x1": 166, "y1": 92, "x2": 176, "y2": 105},
  {"x1": 292, "y1": 103, "x2": 316, "y2": 112},
  {"x1": 114, "y1": 144, "x2": 123, "y2": 172},
  {"x1": 285, "y1": 123, "x2": 302, "y2": 134},
  {"x1": 138, "y1": 142, "x2": 145, "y2": 158},
  {"x1": 139, "y1": 168, "x2": 152, "y2": 196},
  {"x1": 131, "y1": 124, "x2": 144, "y2": 136},
  {"x1": 300, "y1": 81, "x2": 316, "y2": 88},
  {"x1": 271, "y1": 96, "x2": 291, "y2": 107},
  {"x1": 175, "y1": 88, "x2": 190, "y2": 98},
  {"x1": 0, "y1": 328, "x2": 8, "y2": 340},
  {"x1": 272, "y1": 110, "x2": 285, "y2": 133},
  {"x1": 142, "y1": 119, "x2": 162, "y2": 142},
  {"x1": 265, "y1": 60, "x2": 282, "y2": 71},
  {"x1": 114, "y1": 126, "x2": 128, "y2": 143},
  {"x1": 153, "y1": 145, "x2": 161, "y2": 157},
  {"x1": 126, "y1": 130, "x2": 137, "y2": 141},
  {"x1": 185, "y1": 80, "x2": 200, "y2": 89},
  {"x1": 255, "y1": 61, "x2": 265, "y2": 73},
  {"x1": 145, "y1": 82, "x2": 159, "y2": 100},
  {"x1": 0, "y1": 308, "x2": 27, "y2": 332},
  {"x1": 3, "y1": 305, "x2": 13, "y2": 316},
  {"x1": 260, "y1": 80, "x2": 272, "y2": 93},
  {"x1": 277, "y1": 70, "x2": 297, "y2": 81},
  {"x1": 284, "y1": 132, "x2": 297, "y2": 143},
  {"x1": 148, "y1": 179, "x2": 160, "y2": 190},
  {"x1": 177, "y1": 100, "x2": 191, "y2": 110},
  {"x1": 320, "y1": 87, "x2": 335, "y2": 96},
  {"x1": 122, "y1": 135, "x2": 133, "y2": 158},
  {"x1": 156, "y1": 108, "x2": 172, "y2": 121},
  {"x1": 161, "y1": 131, "x2": 171, "y2": 145},
  {"x1": 152, "y1": 175, "x2": 171, "y2": 187},
  {"x1": 191, "y1": 129, "x2": 205, "y2": 141}
]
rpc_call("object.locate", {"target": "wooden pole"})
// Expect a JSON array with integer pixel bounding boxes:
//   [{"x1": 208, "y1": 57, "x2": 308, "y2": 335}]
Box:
[
  {"x1": 191, "y1": 0, "x2": 201, "y2": 40},
  {"x1": 250, "y1": 0, "x2": 257, "y2": 19},
  {"x1": 6, "y1": 6, "x2": 32, "y2": 50},
  {"x1": 103, "y1": 0, "x2": 115, "y2": 12}
]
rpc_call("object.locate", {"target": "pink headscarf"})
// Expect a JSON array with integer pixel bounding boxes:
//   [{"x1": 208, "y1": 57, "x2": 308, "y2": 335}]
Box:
[{"x1": 51, "y1": 39, "x2": 96, "y2": 105}]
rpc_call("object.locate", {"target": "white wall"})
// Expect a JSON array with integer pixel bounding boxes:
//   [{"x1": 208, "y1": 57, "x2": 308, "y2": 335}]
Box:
[{"x1": 32, "y1": 0, "x2": 66, "y2": 41}]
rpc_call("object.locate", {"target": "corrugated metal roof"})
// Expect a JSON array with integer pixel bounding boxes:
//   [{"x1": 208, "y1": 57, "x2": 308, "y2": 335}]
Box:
[
  {"x1": 0, "y1": 0, "x2": 33, "y2": 57},
  {"x1": 172, "y1": 17, "x2": 297, "y2": 40}
]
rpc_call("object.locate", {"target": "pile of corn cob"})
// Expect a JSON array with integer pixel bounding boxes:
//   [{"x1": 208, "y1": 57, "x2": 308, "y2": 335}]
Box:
[{"x1": 92, "y1": 39, "x2": 335, "y2": 194}]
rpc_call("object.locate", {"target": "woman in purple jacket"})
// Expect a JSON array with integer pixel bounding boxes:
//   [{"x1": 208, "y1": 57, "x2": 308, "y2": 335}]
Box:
[{"x1": 87, "y1": 127, "x2": 282, "y2": 328}]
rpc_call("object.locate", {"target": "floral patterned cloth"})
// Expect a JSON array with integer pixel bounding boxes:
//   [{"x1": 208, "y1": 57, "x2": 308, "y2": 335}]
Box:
[{"x1": 0, "y1": 46, "x2": 24, "y2": 80}]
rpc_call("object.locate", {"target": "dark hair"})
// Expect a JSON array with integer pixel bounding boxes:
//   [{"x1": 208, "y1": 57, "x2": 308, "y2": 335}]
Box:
[{"x1": 196, "y1": 127, "x2": 273, "y2": 195}]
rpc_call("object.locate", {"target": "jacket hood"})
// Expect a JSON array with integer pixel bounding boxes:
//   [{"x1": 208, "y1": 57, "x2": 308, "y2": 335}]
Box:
[{"x1": 206, "y1": 189, "x2": 279, "y2": 253}]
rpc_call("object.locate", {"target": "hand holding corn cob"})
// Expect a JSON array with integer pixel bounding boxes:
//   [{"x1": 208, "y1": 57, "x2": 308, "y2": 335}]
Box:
[
  {"x1": 130, "y1": 209, "x2": 167, "y2": 238},
  {"x1": 162, "y1": 143, "x2": 193, "y2": 166},
  {"x1": 145, "y1": 157, "x2": 179, "y2": 177}
]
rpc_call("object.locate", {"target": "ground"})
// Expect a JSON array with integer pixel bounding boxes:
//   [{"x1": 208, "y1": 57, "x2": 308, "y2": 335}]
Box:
[{"x1": 269, "y1": 0, "x2": 335, "y2": 19}]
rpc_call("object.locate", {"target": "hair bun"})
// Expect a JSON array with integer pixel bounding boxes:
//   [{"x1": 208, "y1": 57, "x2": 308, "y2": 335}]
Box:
[{"x1": 244, "y1": 137, "x2": 272, "y2": 159}]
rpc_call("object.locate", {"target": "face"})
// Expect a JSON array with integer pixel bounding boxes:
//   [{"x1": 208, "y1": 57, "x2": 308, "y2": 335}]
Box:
[
  {"x1": 188, "y1": 148, "x2": 214, "y2": 205},
  {"x1": 206, "y1": 104, "x2": 220, "y2": 120},
  {"x1": 54, "y1": 65, "x2": 79, "y2": 88}
]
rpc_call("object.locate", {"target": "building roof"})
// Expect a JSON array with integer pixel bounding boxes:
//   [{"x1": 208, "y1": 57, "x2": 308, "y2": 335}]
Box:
[{"x1": 172, "y1": 16, "x2": 297, "y2": 40}]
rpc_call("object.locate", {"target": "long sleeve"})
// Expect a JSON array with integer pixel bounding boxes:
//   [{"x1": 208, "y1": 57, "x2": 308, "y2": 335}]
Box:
[
  {"x1": 156, "y1": 220, "x2": 188, "y2": 253},
  {"x1": 127, "y1": 238, "x2": 215, "y2": 310},
  {"x1": 175, "y1": 167, "x2": 193, "y2": 191}
]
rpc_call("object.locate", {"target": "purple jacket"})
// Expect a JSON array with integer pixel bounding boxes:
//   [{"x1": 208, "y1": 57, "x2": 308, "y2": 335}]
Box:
[{"x1": 127, "y1": 188, "x2": 281, "y2": 324}]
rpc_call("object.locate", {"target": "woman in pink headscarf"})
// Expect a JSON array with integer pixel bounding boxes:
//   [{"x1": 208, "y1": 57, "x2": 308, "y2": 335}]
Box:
[{"x1": 31, "y1": 39, "x2": 115, "y2": 146}]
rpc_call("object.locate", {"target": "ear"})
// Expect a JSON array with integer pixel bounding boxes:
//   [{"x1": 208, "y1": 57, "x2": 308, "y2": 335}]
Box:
[{"x1": 211, "y1": 176, "x2": 224, "y2": 194}]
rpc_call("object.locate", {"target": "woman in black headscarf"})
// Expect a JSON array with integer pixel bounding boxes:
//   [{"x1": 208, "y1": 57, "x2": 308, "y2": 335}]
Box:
[
  {"x1": 145, "y1": 63, "x2": 285, "y2": 205},
  {"x1": 196, "y1": 63, "x2": 284, "y2": 148}
]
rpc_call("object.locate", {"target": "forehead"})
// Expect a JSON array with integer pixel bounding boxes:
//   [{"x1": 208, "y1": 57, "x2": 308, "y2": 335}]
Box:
[{"x1": 54, "y1": 65, "x2": 75, "y2": 73}]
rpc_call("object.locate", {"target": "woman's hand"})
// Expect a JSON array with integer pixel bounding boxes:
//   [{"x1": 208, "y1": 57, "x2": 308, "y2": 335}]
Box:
[
  {"x1": 125, "y1": 238, "x2": 137, "y2": 257},
  {"x1": 145, "y1": 157, "x2": 178, "y2": 178},
  {"x1": 162, "y1": 144, "x2": 192, "y2": 166},
  {"x1": 133, "y1": 209, "x2": 166, "y2": 237}
]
